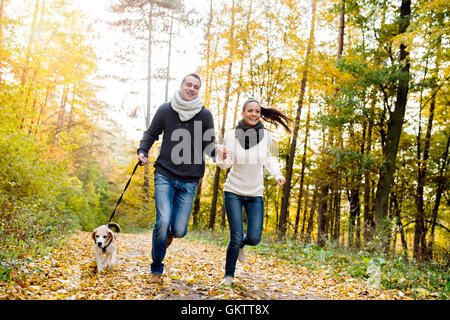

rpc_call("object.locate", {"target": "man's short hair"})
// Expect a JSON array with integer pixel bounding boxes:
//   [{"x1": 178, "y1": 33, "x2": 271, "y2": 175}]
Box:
[{"x1": 181, "y1": 73, "x2": 201, "y2": 87}]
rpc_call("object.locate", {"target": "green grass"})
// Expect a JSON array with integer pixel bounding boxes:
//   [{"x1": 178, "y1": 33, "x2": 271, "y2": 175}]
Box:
[{"x1": 186, "y1": 228, "x2": 449, "y2": 300}]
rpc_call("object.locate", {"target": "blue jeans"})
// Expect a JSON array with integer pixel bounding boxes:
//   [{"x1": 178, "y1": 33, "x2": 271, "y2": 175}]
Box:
[
  {"x1": 224, "y1": 191, "x2": 264, "y2": 277},
  {"x1": 151, "y1": 172, "x2": 198, "y2": 274}
]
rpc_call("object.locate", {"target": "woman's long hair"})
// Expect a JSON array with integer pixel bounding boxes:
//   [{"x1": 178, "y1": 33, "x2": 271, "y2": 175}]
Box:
[{"x1": 242, "y1": 99, "x2": 293, "y2": 133}]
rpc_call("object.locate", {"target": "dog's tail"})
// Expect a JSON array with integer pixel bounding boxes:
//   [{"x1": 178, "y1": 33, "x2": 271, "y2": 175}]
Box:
[{"x1": 107, "y1": 222, "x2": 121, "y2": 233}]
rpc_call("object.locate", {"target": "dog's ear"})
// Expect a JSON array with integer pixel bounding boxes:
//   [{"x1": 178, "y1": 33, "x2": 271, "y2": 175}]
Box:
[
  {"x1": 92, "y1": 230, "x2": 97, "y2": 241},
  {"x1": 107, "y1": 228, "x2": 115, "y2": 241},
  {"x1": 107, "y1": 222, "x2": 121, "y2": 233}
]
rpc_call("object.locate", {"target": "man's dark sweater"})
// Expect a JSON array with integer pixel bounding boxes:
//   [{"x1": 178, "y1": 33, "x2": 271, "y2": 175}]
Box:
[{"x1": 137, "y1": 102, "x2": 216, "y2": 183}]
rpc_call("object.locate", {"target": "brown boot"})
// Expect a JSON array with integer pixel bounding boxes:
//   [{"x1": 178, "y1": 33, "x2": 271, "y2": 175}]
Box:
[
  {"x1": 166, "y1": 235, "x2": 173, "y2": 248},
  {"x1": 149, "y1": 273, "x2": 163, "y2": 285}
]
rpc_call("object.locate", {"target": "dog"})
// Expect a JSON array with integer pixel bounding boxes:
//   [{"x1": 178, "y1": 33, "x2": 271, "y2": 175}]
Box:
[{"x1": 92, "y1": 222, "x2": 121, "y2": 273}]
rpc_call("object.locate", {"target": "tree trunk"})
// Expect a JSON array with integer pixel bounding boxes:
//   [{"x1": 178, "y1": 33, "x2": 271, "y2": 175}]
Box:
[
  {"x1": 392, "y1": 192, "x2": 408, "y2": 256},
  {"x1": 363, "y1": 102, "x2": 375, "y2": 243},
  {"x1": 428, "y1": 134, "x2": 449, "y2": 259},
  {"x1": 192, "y1": 178, "x2": 202, "y2": 228},
  {"x1": 332, "y1": 186, "x2": 341, "y2": 243},
  {"x1": 300, "y1": 184, "x2": 310, "y2": 239},
  {"x1": 328, "y1": 191, "x2": 335, "y2": 239},
  {"x1": 143, "y1": 3, "x2": 154, "y2": 213},
  {"x1": 346, "y1": 121, "x2": 362, "y2": 248},
  {"x1": 220, "y1": 201, "x2": 226, "y2": 229},
  {"x1": 305, "y1": 186, "x2": 319, "y2": 243},
  {"x1": 0, "y1": 0, "x2": 4, "y2": 48},
  {"x1": 317, "y1": 185, "x2": 329, "y2": 247},
  {"x1": 66, "y1": 86, "x2": 76, "y2": 134},
  {"x1": 146, "y1": 3, "x2": 153, "y2": 126},
  {"x1": 54, "y1": 83, "x2": 69, "y2": 143},
  {"x1": 0, "y1": 0, "x2": 5, "y2": 80},
  {"x1": 164, "y1": 9, "x2": 174, "y2": 102},
  {"x1": 336, "y1": 0, "x2": 345, "y2": 61},
  {"x1": 414, "y1": 24, "x2": 443, "y2": 261},
  {"x1": 209, "y1": 0, "x2": 236, "y2": 230},
  {"x1": 20, "y1": 0, "x2": 40, "y2": 86},
  {"x1": 294, "y1": 100, "x2": 311, "y2": 238},
  {"x1": 293, "y1": 189, "x2": 302, "y2": 239},
  {"x1": 347, "y1": 178, "x2": 361, "y2": 248},
  {"x1": 314, "y1": 0, "x2": 345, "y2": 245},
  {"x1": 209, "y1": 167, "x2": 221, "y2": 230},
  {"x1": 414, "y1": 93, "x2": 434, "y2": 261},
  {"x1": 374, "y1": 0, "x2": 411, "y2": 246},
  {"x1": 34, "y1": 81, "x2": 53, "y2": 134},
  {"x1": 279, "y1": 0, "x2": 317, "y2": 237},
  {"x1": 192, "y1": 0, "x2": 214, "y2": 223}
]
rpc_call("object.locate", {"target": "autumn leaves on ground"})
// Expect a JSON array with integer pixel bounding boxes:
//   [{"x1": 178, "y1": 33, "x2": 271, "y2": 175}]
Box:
[{"x1": 1, "y1": 231, "x2": 409, "y2": 300}]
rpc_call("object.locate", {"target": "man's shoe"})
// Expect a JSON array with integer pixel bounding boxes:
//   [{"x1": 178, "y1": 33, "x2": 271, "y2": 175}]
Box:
[
  {"x1": 166, "y1": 235, "x2": 173, "y2": 248},
  {"x1": 149, "y1": 273, "x2": 163, "y2": 285}
]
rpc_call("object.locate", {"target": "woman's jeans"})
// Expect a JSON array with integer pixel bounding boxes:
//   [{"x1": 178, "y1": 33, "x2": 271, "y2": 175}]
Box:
[
  {"x1": 224, "y1": 191, "x2": 264, "y2": 277},
  {"x1": 151, "y1": 172, "x2": 198, "y2": 275}
]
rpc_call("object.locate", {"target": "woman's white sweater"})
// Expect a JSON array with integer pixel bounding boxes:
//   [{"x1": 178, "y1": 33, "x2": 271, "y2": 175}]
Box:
[{"x1": 216, "y1": 130, "x2": 283, "y2": 197}]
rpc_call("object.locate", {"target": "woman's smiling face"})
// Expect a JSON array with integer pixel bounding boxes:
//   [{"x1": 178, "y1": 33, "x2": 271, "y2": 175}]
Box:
[{"x1": 242, "y1": 102, "x2": 261, "y2": 127}]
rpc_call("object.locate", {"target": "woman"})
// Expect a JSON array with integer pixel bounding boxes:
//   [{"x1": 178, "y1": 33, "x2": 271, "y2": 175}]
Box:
[{"x1": 216, "y1": 98, "x2": 292, "y2": 286}]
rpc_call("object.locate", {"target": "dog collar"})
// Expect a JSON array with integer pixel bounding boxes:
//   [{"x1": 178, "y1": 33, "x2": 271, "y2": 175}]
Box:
[{"x1": 102, "y1": 237, "x2": 113, "y2": 253}]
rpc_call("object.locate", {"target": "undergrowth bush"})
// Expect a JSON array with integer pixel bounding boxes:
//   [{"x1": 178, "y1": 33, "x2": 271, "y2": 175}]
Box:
[
  {"x1": 0, "y1": 128, "x2": 95, "y2": 280},
  {"x1": 186, "y1": 228, "x2": 448, "y2": 299}
]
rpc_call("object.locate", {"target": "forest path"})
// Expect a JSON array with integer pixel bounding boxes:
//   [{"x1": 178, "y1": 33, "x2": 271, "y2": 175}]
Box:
[{"x1": 1, "y1": 231, "x2": 407, "y2": 300}]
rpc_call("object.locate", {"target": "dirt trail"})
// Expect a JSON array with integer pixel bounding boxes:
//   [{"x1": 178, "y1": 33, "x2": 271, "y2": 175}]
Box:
[{"x1": 1, "y1": 231, "x2": 407, "y2": 300}]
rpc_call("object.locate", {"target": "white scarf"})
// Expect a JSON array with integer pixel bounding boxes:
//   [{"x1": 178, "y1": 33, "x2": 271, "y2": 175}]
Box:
[{"x1": 170, "y1": 90, "x2": 204, "y2": 122}]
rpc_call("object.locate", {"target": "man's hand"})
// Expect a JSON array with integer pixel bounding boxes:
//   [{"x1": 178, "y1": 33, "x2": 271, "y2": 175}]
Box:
[
  {"x1": 215, "y1": 144, "x2": 227, "y2": 160},
  {"x1": 138, "y1": 153, "x2": 150, "y2": 166},
  {"x1": 276, "y1": 177, "x2": 286, "y2": 186}
]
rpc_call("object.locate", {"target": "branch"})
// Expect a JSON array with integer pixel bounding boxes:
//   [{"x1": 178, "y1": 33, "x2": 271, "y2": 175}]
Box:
[
  {"x1": 420, "y1": 74, "x2": 450, "y2": 111},
  {"x1": 402, "y1": 219, "x2": 450, "y2": 233}
]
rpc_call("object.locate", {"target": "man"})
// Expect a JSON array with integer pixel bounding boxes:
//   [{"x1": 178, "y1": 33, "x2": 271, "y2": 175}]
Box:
[{"x1": 137, "y1": 73, "x2": 220, "y2": 285}]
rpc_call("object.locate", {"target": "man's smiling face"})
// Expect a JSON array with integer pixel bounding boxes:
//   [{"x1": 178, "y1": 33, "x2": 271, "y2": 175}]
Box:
[{"x1": 179, "y1": 75, "x2": 201, "y2": 101}]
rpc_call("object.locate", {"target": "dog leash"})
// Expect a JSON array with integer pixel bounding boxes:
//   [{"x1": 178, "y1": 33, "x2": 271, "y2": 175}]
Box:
[{"x1": 107, "y1": 161, "x2": 142, "y2": 224}]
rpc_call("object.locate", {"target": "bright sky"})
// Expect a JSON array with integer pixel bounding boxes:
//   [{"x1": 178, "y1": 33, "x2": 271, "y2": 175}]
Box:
[{"x1": 77, "y1": 0, "x2": 208, "y2": 142}]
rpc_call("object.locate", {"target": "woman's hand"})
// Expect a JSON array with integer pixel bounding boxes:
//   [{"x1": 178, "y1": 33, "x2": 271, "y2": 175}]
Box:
[
  {"x1": 216, "y1": 144, "x2": 227, "y2": 160},
  {"x1": 276, "y1": 177, "x2": 286, "y2": 186}
]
